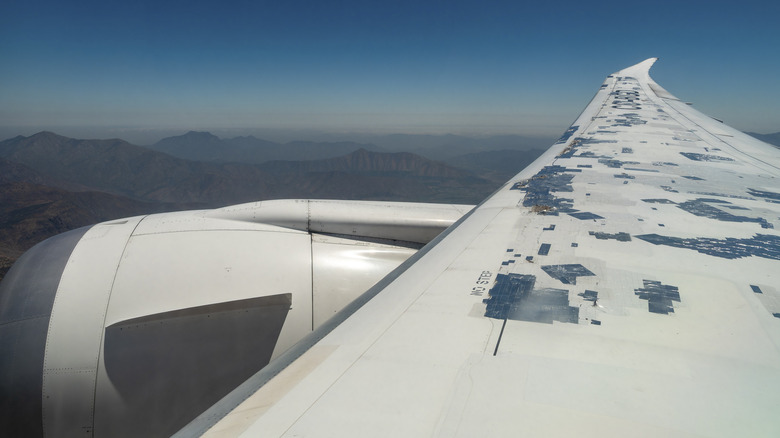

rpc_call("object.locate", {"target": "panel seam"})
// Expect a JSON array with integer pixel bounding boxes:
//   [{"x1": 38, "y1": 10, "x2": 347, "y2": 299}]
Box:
[{"x1": 88, "y1": 215, "x2": 149, "y2": 435}]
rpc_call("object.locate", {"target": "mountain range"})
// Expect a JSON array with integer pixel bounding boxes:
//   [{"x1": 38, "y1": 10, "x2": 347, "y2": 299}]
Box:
[
  {"x1": 747, "y1": 132, "x2": 780, "y2": 148},
  {"x1": 151, "y1": 131, "x2": 376, "y2": 163},
  {"x1": 149, "y1": 131, "x2": 550, "y2": 163}
]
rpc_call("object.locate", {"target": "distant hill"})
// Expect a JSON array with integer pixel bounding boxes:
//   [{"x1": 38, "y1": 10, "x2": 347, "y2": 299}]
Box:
[
  {"x1": 0, "y1": 132, "x2": 488, "y2": 205},
  {"x1": 152, "y1": 131, "x2": 231, "y2": 161},
  {"x1": 256, "y1": 148, "x2": 489, "y2": 203},
  {"x1": 151, "y1": 131, "x2": 376, "y2": 163},
  {"x1": 355, "y1": 133, "x2": 553, "y2": 160},
  {"x1": 445, "y1": 149, "x2": 546, "y2": 184},
  {"x1": 258, "y1": 148, "x2": 471, "y2": 178},
  {"x1": 0, "y1": 131, "x2": 278, "y2": 205},
  {"x1": 747, "y1": 132, "x2": 780, "y2": 148},
  {"x1": 0, "y1": 157, "x2": 54, "y2": 185}
]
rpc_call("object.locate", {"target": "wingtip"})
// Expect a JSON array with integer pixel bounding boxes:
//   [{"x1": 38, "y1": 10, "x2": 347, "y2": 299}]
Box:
[
  {"x1": 614, "y1": 58, "x2": 658, "y2": 79},
  {"x1": 642, "y1": 57, "x2": 659, "y2": 69}
]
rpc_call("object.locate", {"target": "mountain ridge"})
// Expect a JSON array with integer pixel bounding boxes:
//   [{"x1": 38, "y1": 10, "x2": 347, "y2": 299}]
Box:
[
  {"x1": 151, "y1": 131, "x2": 377, "y2": 163},
  {"x1": 258, "y1": 148, "x2": 471, "y2": 178},
  {"x1": 0, "y1": 131, "x2": 277, "y2": 205}
]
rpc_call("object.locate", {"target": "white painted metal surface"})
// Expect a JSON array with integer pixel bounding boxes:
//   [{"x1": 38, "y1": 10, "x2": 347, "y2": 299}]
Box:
[
  {"x1": 26, "y1": 200, "x2": 469, "y2": 437},
  {"x1": 210, "y1": 199, "x2": 474, "y2": 244},
  {"x1": 43, "y1": 218, "x2": 145, "y2": 436},
  {"x1": 311, "y1": 234, "x2": 417, "y2": 328},
  {"x1": 197, "y1": 59, "x2": 780, "y2": 437}
]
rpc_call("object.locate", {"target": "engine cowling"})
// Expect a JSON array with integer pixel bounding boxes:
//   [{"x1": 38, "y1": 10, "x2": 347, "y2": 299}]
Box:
[{"x1": 0, "y1": 199, "x2": 472, "y2": 438}]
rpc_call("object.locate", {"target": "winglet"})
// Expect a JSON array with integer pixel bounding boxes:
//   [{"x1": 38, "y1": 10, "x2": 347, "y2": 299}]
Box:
[
  {"x1": 614, "y1": 58, "x2": 658, "y2": 80},
  {"x1": 611, "y1": 58, "x2": 679, "y2": 100}
]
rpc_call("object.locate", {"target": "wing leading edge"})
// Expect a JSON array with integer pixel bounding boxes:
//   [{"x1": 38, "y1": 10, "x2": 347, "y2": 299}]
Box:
[{"x1": 181, "y1": 59, "x2": 780, "y2": 437}]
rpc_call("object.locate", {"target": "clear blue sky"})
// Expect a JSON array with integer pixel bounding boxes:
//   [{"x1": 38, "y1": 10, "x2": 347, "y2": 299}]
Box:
[{"x1": 1, "y1": 0, "x2": 778, "y2": 143}]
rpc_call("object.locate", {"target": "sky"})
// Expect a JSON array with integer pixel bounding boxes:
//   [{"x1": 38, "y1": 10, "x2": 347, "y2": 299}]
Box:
[{"x1": 1, "y1": 0, "x2": 779, "y2": 144}]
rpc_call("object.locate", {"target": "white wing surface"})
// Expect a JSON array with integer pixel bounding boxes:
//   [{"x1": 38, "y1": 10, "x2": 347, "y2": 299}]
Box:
[{"x1": 184, "y1": 59, "x2": 780, "y2": 437}]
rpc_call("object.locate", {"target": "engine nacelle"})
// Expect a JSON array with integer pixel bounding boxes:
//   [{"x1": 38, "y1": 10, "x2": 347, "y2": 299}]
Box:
[{"x1": 0, "y1": 199, "x2": 472, "y2": 437}]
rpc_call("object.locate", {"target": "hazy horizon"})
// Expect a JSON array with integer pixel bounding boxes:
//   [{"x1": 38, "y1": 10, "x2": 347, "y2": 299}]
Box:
[
  {"x1": 0, "y1": 125, "x2": 564, "y2": 146},
  {"x1": 2, "y1": 1, "x2": 778, "y2": 143}
]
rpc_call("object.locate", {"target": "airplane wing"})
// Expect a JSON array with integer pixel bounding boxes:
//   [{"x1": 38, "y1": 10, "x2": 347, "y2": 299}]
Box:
[{"x1": 179, "y1": 58, "x2": 780, "y2": 437}]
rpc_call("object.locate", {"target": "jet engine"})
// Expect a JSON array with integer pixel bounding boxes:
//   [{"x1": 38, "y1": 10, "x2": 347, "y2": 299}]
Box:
[{"x1": 0, "y1": 199, "x2": 472, "y2": 437}]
